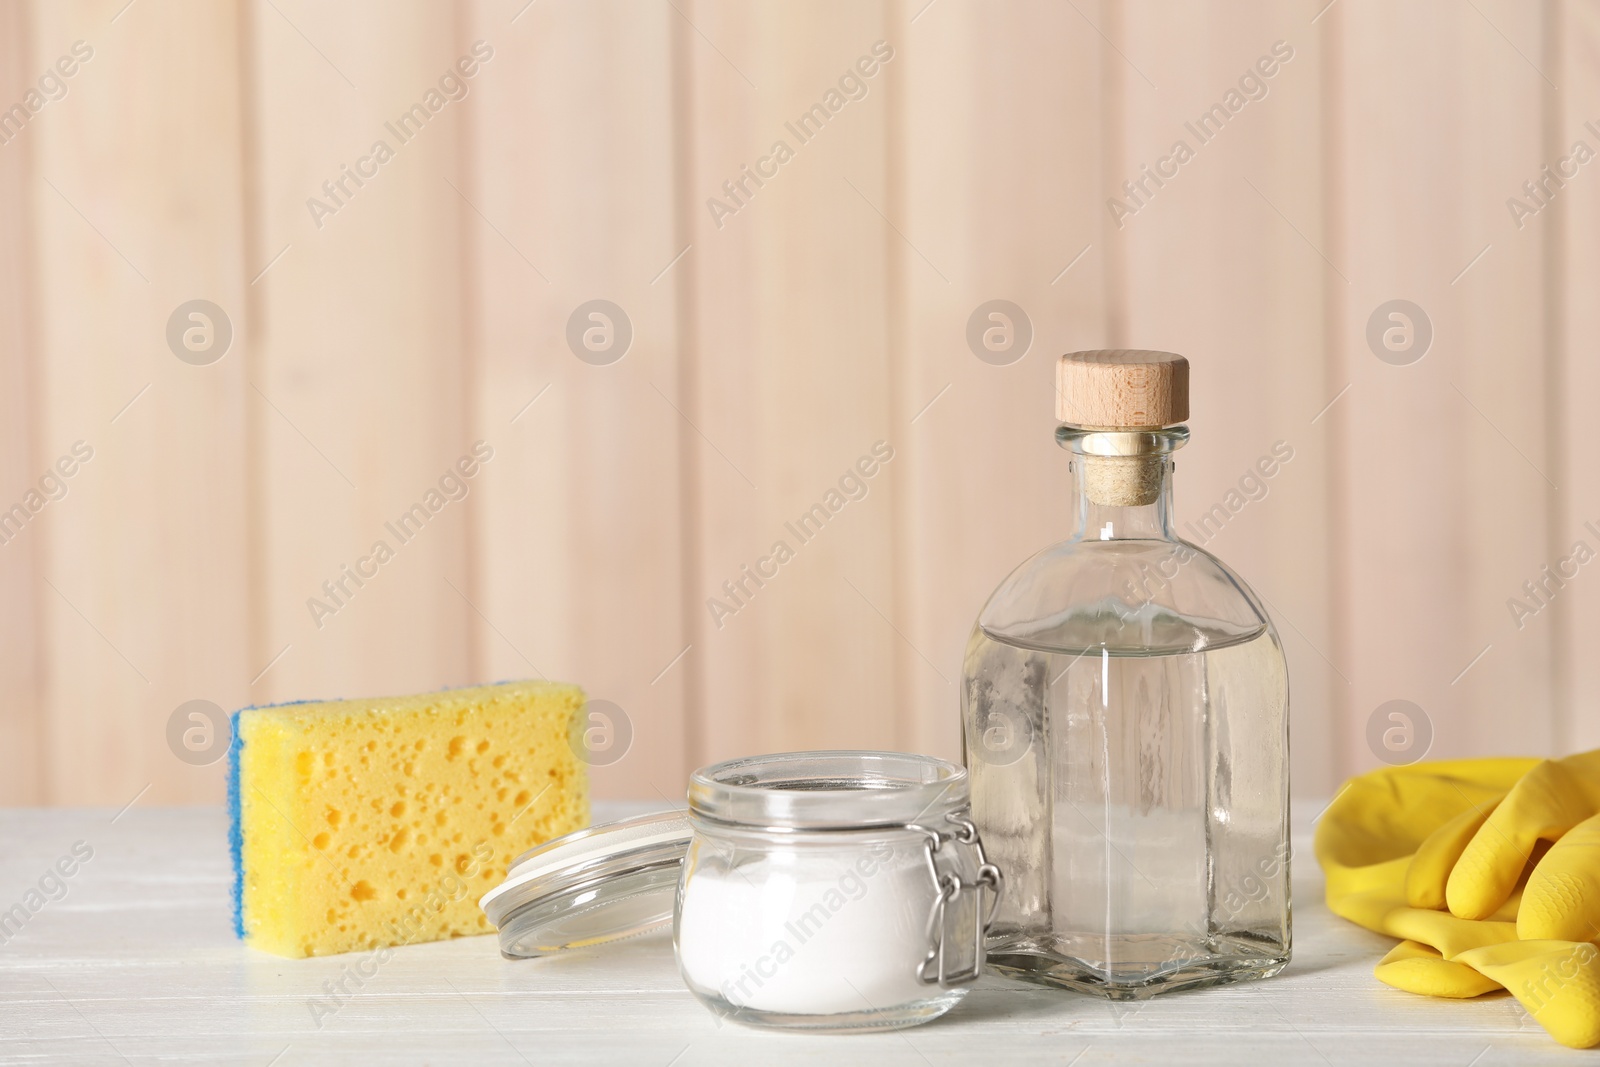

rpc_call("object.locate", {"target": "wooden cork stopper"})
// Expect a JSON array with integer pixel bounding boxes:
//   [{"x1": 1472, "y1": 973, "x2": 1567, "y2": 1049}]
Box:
[
  {"x1": 1083, "y1": 456, "x2": 1165, "y2": 508},
  {"x1": 1056, "y1": 350, "x2": 1188, "y2": 429},
  {"x1": 1057, "y1": 351, "x2": 1188, "y2": 507}
]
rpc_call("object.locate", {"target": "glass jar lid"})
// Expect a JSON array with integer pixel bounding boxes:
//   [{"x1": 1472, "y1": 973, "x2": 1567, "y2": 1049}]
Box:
[{"x1": 478, "y1": 809, "x2": 690, "y2": 959}]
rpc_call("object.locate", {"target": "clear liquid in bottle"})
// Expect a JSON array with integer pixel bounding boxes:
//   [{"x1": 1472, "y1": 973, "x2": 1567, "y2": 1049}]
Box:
[{"x1": 965, "y1": 604, "x2": 1289, "y2": 996}]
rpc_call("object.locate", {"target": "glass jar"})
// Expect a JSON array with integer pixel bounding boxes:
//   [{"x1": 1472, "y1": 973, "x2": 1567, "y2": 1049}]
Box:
[
  {"x1": 962, "y1": 350, "x2": 1291, "y2": 999},
  {"x1": 675, "y1": 751, "x2": 1001, "y2": 1031}
]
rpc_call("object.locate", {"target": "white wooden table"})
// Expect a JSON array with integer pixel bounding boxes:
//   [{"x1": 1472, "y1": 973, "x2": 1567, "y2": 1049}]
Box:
[{"x1": 0, "y1": 801, "x2": 1575, "y2": 1065}]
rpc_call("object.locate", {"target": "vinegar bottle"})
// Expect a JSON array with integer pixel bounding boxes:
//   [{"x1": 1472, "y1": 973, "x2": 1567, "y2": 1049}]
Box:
[{"x1": 961, "y1": 350, "x2": 1290, "y2": 998}]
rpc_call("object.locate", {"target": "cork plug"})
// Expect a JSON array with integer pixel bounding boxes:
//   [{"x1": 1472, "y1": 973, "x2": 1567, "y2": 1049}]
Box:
[{"x1": 1057, "y1": 350, "x2": 1189, "y2": 507}]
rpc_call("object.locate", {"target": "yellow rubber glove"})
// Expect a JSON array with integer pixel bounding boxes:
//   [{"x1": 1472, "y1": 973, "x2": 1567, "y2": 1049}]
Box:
[
  {"x1": 1406, "y1": 800, "x2": 1498, "y2": 910},
  {"x1": 1316, "y1": 755, "x2": 1600, "y2": 1049},
  {"x1": 1315, "y1": 757, "x2": 1529, "y2": 999},
  {"x1": 1454, "y1": 939, "x2": 1600, "y2": 1049},
  {"x1": 1447, "y1": 749, "x2": 1600, "y2": 929},
  {"x1": 1316, "y1": 757, "x2": 1535, "y2": 909},
  {"x1": 1375, "y1": 940, "x2": 1500, "y2": 998},
  {"x1": 1375, "y1": 933, "x2": 1600, "y2": 1050},
  {"x1": 1522, "y1": 812, "x2": 1600, "y2": 942}
]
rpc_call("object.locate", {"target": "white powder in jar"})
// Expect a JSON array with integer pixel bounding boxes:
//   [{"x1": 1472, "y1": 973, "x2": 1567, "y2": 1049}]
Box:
[{"x1": 675, "y1": 838, "x2": 944, "y2": 1017}]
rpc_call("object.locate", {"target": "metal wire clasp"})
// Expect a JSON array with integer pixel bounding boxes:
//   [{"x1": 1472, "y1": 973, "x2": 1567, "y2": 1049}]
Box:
[{"x1": 907, "y1": 812, "x2": 1003, "y2": 988}]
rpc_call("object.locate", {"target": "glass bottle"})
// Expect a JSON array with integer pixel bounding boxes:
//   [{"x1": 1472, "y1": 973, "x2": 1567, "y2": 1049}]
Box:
[{"x1": 961, "y1": 349, "x2": 1290, "y2": 999}]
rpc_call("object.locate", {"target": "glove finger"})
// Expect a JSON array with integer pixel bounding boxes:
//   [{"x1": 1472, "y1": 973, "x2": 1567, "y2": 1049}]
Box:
[
  {"x1": 1382, "y1": 908, "x2": 1517, "y2": 959},
  {"x1": 1455, "y1": 939, "x2": 1600, "y2": 1050},
  {"x1": 1473, "y1": 845, "x2": 1540, "y2": 923},
  {"x1": 1375, "y1": 940, "x2": 1502, "y2": 998},
  {"x1": 1449, "y1": 759, "x2": 1598, "y2": 920},
  {"x1": 1520, "y1": 811, "x2": 1600, "y2": 942},
  {"x1": 1407, "y1": 799, "x2": 1499, "y2": 909},
  {"x1": 1317, "y1": 760, "x2": 1534, "y2": 868},
  {"x1": 1328, "y1": 879, "x2": 1518, "y2": 957}
]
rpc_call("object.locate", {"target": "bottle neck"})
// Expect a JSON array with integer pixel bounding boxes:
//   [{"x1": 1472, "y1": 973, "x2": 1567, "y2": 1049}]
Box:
[
  {"x1": 1072, "y1": 458, "x2": 1176, "y2": 541},
  {"x1": 1057, "y1": 426, "x2": 1188, "y2": 543}
]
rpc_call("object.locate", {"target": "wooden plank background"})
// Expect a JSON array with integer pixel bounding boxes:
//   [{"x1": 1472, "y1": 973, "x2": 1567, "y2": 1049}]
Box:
[{"x1": 0, "y1": 0, "x2": 1586, "y2": 805}]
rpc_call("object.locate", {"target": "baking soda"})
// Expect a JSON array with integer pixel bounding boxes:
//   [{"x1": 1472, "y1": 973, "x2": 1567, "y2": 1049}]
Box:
[{"x1": 675, "y1": 840, "x2": 936, "y2": 1016}]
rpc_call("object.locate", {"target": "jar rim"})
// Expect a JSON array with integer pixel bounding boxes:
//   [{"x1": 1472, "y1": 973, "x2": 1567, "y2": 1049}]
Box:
[{"x1": 688, "y1": 750, "x2": 969, "y2": 831}]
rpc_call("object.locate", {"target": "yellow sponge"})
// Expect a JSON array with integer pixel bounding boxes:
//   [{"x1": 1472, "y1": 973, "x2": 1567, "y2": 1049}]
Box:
[{"x1": 228, "y1": 680, "x2": 587, "y2": 958}]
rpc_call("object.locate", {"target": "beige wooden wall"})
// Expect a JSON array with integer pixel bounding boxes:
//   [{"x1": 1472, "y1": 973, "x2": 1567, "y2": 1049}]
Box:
[{"x1": 0, "y1": 0, "x2": 1591, "y2": 806}]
